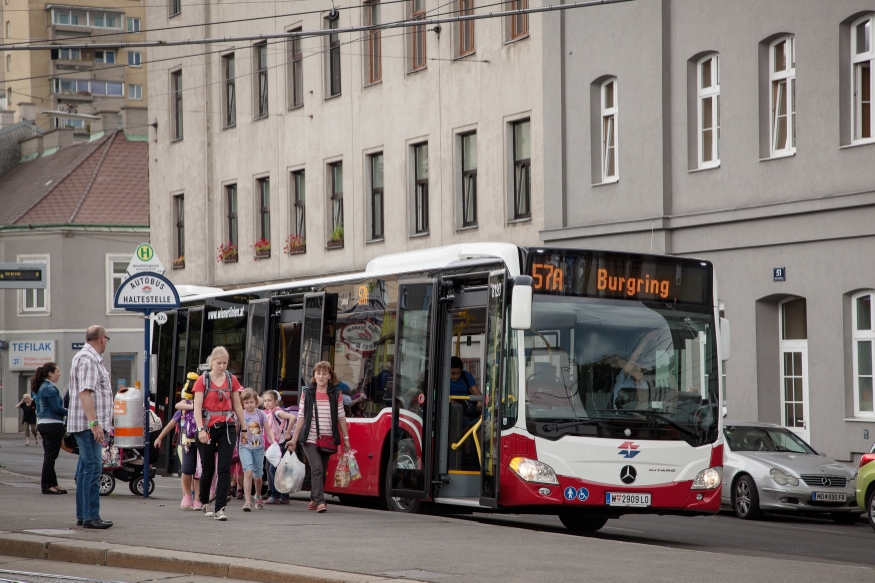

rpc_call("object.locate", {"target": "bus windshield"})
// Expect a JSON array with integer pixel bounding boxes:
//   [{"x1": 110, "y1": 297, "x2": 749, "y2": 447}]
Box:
[{"x1": 524, "y1": 296, "x2": 719, "y2": 446}]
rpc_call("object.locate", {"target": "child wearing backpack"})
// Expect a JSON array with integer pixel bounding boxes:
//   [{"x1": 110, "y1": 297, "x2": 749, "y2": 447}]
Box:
[
  {"x1": 238, "y1": 388, "x2": 275, "y2": 511},
  {"x1": 153, "y1": 380, "x2": 201, "y2": 509},
  {"x1": 262, "y1": 390, "x2": 297, "y2": 505}
]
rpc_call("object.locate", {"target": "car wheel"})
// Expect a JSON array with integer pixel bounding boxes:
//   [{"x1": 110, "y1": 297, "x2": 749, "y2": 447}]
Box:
[
  {"x1": 558, "y1": 512, "x2": 610, "y2": 533},
  {"x1": 733, "y1": 475, "x2": 762, "y2": 519},
  {"x1": 830, "y1": 512, "x2": 859, "y2": 525},
  {"x1": 868, "y1": 489, "x2": 875, "y2": 533}
]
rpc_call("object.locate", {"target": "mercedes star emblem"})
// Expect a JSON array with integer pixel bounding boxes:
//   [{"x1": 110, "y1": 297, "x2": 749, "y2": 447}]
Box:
[
  {"x1": 821, "y1": 477, "x2": 832, "y2": 487},
  {"x1": 620, "y1": 465, "x2": 637, "y2": 484}
]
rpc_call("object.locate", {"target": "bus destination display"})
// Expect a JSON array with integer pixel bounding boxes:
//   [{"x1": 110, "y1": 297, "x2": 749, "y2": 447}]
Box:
[
  {"x1": 528, "y1": 251, "x2": 711, "y2": 305},
  {"x1": 0, "y1": 268, "x2": 42, "y2": 282}
]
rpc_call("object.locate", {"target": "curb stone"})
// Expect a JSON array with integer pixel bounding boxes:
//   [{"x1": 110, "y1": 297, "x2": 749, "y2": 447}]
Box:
[{"x1": 0, "y1": 533, "x2": 421, "y2": 583}]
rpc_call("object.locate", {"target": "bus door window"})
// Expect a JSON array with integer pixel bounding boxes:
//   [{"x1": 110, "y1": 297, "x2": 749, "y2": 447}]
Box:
[
  {"x1": 274, "y1": 308, "x2": 303, "y2": 407},
  {"x1": 446, "y1": 306, "x2": 486, "y2": 474},
  {"x1": 203, "y1": 299, "x2": 249, "y2": 383},
  {"x1": 244, "y1": 299, "x2": 270, "y2": 394}
]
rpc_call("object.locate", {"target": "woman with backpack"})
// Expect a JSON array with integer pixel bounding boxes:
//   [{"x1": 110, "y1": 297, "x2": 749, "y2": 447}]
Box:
[
  {"x1": 193, "y1": 346, "x2": 245, "y2": 521},
  {"x1": 286, "y1": 361, "x2": 350, "y2": 513}
]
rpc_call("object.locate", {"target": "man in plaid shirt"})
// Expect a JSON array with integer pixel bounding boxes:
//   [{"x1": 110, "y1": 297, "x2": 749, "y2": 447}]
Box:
[{"x1": 67, "y1": 325, "x2": 113, "y2": 529}]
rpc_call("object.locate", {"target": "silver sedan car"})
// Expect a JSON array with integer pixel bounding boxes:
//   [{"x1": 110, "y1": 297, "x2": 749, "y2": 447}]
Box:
[{"x1": 722, "y1": 421, "x2": 862, "y2": 524}]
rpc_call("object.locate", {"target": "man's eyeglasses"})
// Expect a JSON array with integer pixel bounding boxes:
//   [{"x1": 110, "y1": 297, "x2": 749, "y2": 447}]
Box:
[{"x1": 103, "y1": 335, "x2": 111, "y2": 342}]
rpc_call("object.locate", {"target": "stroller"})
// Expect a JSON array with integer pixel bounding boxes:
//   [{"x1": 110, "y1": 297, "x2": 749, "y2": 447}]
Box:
[{"x1": 62, "y1": 428, "x2": 159, "y2": 496}]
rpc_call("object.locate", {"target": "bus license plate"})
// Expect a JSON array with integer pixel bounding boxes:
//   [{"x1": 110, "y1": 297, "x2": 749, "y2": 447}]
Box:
[
  {"x1": 812, "y1": 492, "x2": 846, "y2": 502},
  {"x1": 606, "y1": 493, "x2": 651, "y2": 507}
]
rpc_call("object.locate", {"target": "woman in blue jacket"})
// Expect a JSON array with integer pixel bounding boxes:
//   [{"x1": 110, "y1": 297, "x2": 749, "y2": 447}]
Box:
[{"x1": 34, "y1": 362, "x2": 68, "y2": 494}]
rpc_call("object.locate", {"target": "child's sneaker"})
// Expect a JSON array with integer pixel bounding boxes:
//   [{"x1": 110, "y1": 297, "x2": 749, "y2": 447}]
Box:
[
  {"x1": 180, "y1": 494, "x2": 192, "y2": 510},
  {"x1": 193, "y1": 500, "x2": 203, "y2": 510},
  {"x1": 242, "y1": 502, "x2": 252, "y2": 511},
  {"x1": 214, "y1": 507, "x2": 227, "y2": 521},
  {"x1": 235, "y1": 490, "x2": 244, "y2": 500},
  {"x1": 255, "y1": 497, "x2": 264, "y2": 510},
  {"x1": 263, "y1": 497, "x2": 279, "y2": 505},
  {"x1": 307, "y1": 501, "x2": 318, "y2": 510},
  {"x1": 279, "y1": 498, "x2": 290, "y2": 505},
  {"x1": 202, "y1": 503, "x2": 214, "y2": 517}
]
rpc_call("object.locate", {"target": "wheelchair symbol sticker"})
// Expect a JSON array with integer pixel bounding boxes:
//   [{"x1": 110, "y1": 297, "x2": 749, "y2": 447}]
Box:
[{"x1": 577, "y1": 487, "x2": 589, "y2": 501}]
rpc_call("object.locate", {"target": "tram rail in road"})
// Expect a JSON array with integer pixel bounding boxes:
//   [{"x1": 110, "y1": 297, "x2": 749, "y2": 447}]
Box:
[{"x1": 0, "y1": 569, "x2": 125, "y2": 583}]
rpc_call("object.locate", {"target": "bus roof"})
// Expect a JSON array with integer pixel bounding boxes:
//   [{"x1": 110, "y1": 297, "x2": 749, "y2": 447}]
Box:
[{"x1": 178, "y1": 242, "x2": 523, "y2": 304}]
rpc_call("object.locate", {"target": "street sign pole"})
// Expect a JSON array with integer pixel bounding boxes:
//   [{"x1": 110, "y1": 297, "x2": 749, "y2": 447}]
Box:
[
  {"x1": 142, "y1": 308, "x2": 151, "y2": 499},
  {"x1": 113, "y1": 244, "x2": 179, "y2": 500}
]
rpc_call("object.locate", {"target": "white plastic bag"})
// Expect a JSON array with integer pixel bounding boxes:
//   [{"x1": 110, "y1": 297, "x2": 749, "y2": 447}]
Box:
[
  {"x1": 265, "y1": 442, "x2": 282, "y2": 467},
  {"x1": 274, "y1": 450, "x2": 306, "y2": 493}
]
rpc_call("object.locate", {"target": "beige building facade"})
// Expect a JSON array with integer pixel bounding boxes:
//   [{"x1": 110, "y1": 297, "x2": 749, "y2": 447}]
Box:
[
  {"x1": 0, "y1": 0, "x2": 148, "y2": 131},
  {"x1": 147, "y1": 0, "x2": 543, "y2": 287}
]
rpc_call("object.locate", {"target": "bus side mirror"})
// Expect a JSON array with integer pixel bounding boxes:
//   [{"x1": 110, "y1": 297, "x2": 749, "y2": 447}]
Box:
[
  {"x1": 510, "y1": 276, "x2": 533, "y2": 330},
  {"x1": 719, "y1": 317, "x2": 731, "y2": 361}
]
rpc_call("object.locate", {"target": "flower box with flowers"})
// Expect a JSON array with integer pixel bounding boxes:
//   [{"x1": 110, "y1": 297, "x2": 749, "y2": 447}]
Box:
[
  {"x1": 326, "y1": 226, "x2": 344, "y2": 250},
  {"x1": 252, "y1": 238, "x2": 271, "y2": 260},
  {"x1": 217, "y1": 242, "x2": 238, "y2": 263},
  {"x1": 284, "y1": 234, "x2": 306, "y2": 255},
  {"x1": 171, "y1": 256, "x2": 185, "y2": 269}
]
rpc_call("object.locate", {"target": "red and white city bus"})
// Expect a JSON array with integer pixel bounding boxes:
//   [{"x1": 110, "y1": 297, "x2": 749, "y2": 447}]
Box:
[{"x1": 152, "y1": 243, "x2": 727, "y2": 532}]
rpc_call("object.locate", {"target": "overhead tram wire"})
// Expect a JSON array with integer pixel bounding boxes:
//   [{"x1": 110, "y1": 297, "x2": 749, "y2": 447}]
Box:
[{"x1": 1, "y1": 0, "x2": 634, "y2": 51}]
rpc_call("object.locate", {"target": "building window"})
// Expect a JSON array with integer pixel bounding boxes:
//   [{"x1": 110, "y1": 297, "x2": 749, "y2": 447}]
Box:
[
  {"x1": 852, "y1": 15, "x2": 873, "y2": 143},
  {"x1": 107, "y1": 256, "x2": 130, "y2": 313},
  {"x1": 127, "y1": 51, "x2": 142, "y2": 66},
  {"x1": 95, "y1": 50, "x2": 115, "y2": 64},
  {"x1": 509, "y1": 0, "x2": 528, "y2": 40},
  {"x1": 0, "y1": 91, "x2": 6, "y2": 110},
  {"x1": 171, "y1": 70, "x2": 183, "y2": 140},
  {"x1": 225, "y1": 184, "x2": 238, "y2": 247},
  {"x1": 412, "y1": 143, "x2": 429, "y2": 234},
  {"x1": 458, "y1": 0, "x2": 474, "y2": 57},
  {"x1": 769, "y1": 35, "x2": 796, "y2": 156},
  {"x1": 329, "y1": 162, "x2": 344, "y2": 236},
  {"x1": 600, "y1": 78, "x2": 618, "y2": 182},
  {"x1": 365, "y1": 2, "x2": 382, "y2": 84},
  {"x1": 410, "y1": 0, "x2": 427, "y2": 71},
  {"x1": 128, "y1": 84, "x2": 143, "y2": 100},
  {"x1": 257, "y1": 177, "x2": 271, "y2": 243},
  {"x1": 291, "y1": 170, "x2": 306, "y2": 240},
  {"x1": 18, "y1": 256, "x2": 49, "y2": 314},
  {"x1": 58, "y1": 48, "x2": 82, "y2": 60},
  {"x1": 461, "y1": 132, "x2": 477, "y2": 227},
  {"x1": 126, "y1": 17, "x2": 140, "y2": 32},
  {"x1": 6, "y1": 54, "x2": 11, "y2": 72},
  {"x1": 288, "y1": 29, "x2": 303, "y2": 108},
  {"x1": 512, "y1": 119, "x2": 531, "y2": 219},
  {"x1": 326, "y1": 17, "x2": 341, "y2": 98},
  {"x1": 170, "y1": 0, "x2": 181, "y2": 17},
  {"x1": 174, "y1": 194, "x2": 185, "y2": 260},
  {"x1": 223, "y1": 53, "x2": 236, "y2": 127},
  {"x1": 369, "y1": 153, "x2": 384, "y2": 240},
  {"x1": 853, "y1": 292, "x2": 875, "y2": 417},
  {"x1": 698, "y1": 54, "x2": 720, "y2": 168},
  {"x1": 254, "y1": 43, "x2": 268, "y2": 119}
]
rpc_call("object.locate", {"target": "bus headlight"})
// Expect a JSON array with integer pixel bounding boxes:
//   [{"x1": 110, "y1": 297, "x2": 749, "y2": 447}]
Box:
[
  {"x1": 691, "y1": 467, "x2": 723, "y2": 490},
  {"x1": 769, "y1": 468, "x2": 798, "y2": 486},
  {"x1": 508, "y1": 457, "x2": 559, "y2": 485}
]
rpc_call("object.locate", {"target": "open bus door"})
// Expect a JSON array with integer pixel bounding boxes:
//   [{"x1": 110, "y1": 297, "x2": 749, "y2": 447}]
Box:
[
  {"x1": 480, "y1": 270, "x2": 507, "y2": 507},
  {"x1": 244, "y1": 299, "x2": 270, "y2": 395},
  {"x1": 388, "y1": 278, "x2": 439, "y2": 505},
  {"x1": 299, "y1": 293, "x2": 325, "y2": 388}
]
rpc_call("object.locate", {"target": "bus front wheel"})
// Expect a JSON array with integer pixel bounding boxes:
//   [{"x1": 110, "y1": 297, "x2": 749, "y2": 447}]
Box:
[
  {"x1": 558, "y1": 512, "x2": 609, "y2": 533},
  {"x1": 383, "y1": 461, "x2": 421, "y2": 514}
]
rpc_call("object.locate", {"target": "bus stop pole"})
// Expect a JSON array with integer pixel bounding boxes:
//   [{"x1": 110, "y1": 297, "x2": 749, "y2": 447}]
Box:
[{"x1": 142, "y1": 308, "x2": 151, "y2": 499}]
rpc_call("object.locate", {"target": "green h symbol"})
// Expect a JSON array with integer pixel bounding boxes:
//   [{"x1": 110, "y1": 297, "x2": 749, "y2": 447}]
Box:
[{"x1": 137, "y1": 245, "x2": 153, "y2": 261}]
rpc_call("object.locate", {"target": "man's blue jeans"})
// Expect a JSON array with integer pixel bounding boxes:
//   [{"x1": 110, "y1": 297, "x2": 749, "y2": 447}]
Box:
[{"x1": 73, "y1": 430, "x2": 102, "y2": 521}]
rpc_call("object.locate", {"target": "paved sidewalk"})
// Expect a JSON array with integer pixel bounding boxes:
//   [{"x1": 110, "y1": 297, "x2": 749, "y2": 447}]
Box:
[{"x1": 1, "y1": 463, "x2": 874, "y2": 583}]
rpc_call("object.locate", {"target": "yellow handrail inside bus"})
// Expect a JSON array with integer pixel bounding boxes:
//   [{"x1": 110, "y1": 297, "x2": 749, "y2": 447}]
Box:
[
  {"x1": 451, "y1": 418, "x2": 482, "y2": 464},
  {"x1": 453, "y1": 310, "x2": 476, "y2": 357},
  {"x1": 280, "y1": 325, "x2": 287, "y2": 379}
]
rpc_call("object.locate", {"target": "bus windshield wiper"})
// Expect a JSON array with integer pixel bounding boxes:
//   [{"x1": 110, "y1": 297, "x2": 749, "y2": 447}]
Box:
[
  {"x1": 624, "y1": 411, "x2": 703, "y2": 440},
  {"x1": 542, "y1": 418, "x2": 612, "y2": 432}
]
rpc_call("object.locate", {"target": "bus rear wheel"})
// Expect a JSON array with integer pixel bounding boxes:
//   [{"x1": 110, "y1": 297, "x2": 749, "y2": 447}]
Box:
[{"x1": 558, "y1": 512, "x2": 609, "y2": 533}]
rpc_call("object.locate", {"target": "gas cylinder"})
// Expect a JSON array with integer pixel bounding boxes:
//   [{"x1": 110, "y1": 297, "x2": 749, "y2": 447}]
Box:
[{"x1": 113, "y1": 386, "x2": 144, "y2": 447}]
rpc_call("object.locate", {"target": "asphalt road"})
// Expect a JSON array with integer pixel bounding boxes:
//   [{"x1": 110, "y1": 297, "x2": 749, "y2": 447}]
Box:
[{"x1": 1, "y1": 434, "x2": 873, "y2": 581}]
